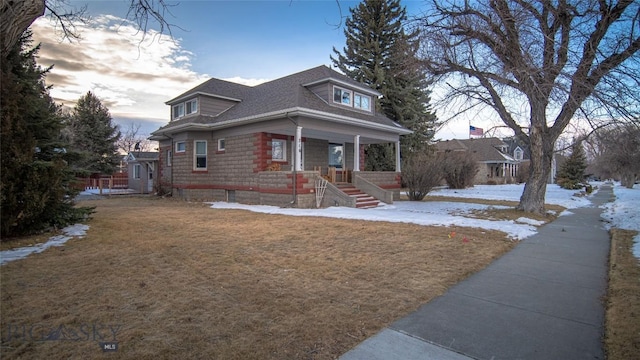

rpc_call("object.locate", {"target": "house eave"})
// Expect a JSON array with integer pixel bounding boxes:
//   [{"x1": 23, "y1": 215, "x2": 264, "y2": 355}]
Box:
[{"x1": 149, "y1": 107, "x2": 412, "y2": 140}]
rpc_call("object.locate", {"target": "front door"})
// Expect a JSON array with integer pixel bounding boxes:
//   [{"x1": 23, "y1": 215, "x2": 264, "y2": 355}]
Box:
[{"x1": 147, "y1": 166, "x2": 154, "y2": 193}]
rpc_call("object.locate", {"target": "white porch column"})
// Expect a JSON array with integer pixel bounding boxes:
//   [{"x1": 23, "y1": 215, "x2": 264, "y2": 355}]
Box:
[
  {"x1": 295, "y1": 126, "x2": 303, "y2": 171},
  {"x1": 395, "y1": 140, "x2": 401, "y2": 172},
  {"x1": 353, "y1": 135, "x2": 360, "y2": 171}
]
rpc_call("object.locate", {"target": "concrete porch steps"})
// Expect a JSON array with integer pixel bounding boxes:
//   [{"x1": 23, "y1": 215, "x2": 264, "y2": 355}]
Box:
[{"x1": 336, "y1": 184, "x2": 380, "y2": 209}]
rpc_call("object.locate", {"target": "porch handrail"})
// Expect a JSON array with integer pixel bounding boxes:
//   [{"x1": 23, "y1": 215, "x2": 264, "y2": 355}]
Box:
[{"x1": 352, "y1": 173, "x2": 393, "y2": 204}]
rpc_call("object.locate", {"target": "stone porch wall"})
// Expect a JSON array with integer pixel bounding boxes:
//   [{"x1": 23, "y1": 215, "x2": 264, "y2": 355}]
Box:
[{"x1": 355, "y1": 171, "x2": 402, "y2": 200}]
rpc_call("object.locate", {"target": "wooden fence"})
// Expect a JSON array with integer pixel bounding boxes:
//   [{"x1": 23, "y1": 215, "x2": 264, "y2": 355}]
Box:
[{"x1": 75, "y1": 173, "x2": 129, "y2": 194}]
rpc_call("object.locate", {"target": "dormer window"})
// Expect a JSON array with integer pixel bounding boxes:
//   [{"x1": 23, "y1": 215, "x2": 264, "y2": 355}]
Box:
[
  {"x1": 172, "y1": 98, "x2": 198, "y2": 120},
  {"x1": 333, "y1": 86, "x2": 352, "y2": 105},
  {"x1": 172, "y1": 104, "x2": 184, "y2": 119},
  {"x1": 354, "y1": 93, "x2": 371, "y2": 111},
  {"x1": 186, "y1": 99, "x2": 198, "y2": 115},
  {"x1": 514, "y1": 147, "x2": 524, "y2": 161},
  {"x1": 333, "y1": 86, "x2": 372, "y2": 112}
]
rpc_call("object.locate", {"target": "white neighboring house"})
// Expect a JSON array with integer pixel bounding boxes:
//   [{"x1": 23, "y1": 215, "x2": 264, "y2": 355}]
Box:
[{"x1": 126, "y1": 151, "x2": 159, "y2": 194}]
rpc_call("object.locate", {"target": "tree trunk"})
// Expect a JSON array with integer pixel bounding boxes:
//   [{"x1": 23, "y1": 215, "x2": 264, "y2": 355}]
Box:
[
  {"x1": 1, "y1": 0, "x2": 45, "y2": 58},
  {"x1": 621, "y1": 172, "x2": 636, "y2": 189},
  {"x1": 517, "y1": 124, "x2": 556, "y2": 214}
]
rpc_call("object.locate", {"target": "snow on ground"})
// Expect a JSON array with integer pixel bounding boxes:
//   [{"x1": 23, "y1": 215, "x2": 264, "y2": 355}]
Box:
[
  {"x1": 210, "y1": 183, "x2": 595, "y2": 241},
  {"x1": 0, "y1": 224, "x2": 89, "y2": 266},
  {"x1": 601, "y1": 183, "x2": 640, "y2": 260},
  {"x1": 428, "y1": 183, "x2": 593, "y2": 209}
]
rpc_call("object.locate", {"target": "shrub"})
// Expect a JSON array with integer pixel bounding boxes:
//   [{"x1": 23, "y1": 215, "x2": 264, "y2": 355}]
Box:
[
  {"x1": 401, "y1": 151, "x2": 443, "y2": 201},
  {"x1": 441, "y1": 152, "x2": 478, "y2": 189}
]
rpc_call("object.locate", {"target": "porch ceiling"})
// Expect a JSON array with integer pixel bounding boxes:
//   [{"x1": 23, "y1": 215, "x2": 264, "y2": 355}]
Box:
[{"x1": 269, "y1": 126, "x2": 395, "y2": 144}]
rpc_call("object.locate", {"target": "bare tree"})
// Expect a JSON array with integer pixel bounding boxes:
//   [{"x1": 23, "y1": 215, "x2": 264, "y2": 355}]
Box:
[
  {"x1": 594, "y1": 123, "x2": 640, "y2": 187},
  {"x1": 419, "y1": 0, "x2": 639, "y2": 214},
  {"x1": 1, "y1": 0, "x2": 178, "y2": 58},
  {"x1": 117, "y1": 122, "x2": 153, "y2": 154}
]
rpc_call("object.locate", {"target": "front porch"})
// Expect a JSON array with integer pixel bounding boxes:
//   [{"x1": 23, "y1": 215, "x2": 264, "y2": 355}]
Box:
[{"x1": 256, "y1": 168, "x2": 400, "y2": 209}]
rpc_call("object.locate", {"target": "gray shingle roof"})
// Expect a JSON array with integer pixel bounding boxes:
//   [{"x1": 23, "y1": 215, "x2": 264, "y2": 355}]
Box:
[
  {"x1": 153, "y1": 65, "x2": 408, "y2": 135},
  {"x1": 436, "y1": 138, "x2": 517, "y2": 163}
]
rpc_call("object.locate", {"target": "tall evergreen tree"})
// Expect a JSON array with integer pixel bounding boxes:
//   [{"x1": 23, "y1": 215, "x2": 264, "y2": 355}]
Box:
[
  {"x1": 331, "y1": 0, "x2": 437, "y2": 170},
  {"x1": 1, "y1": 31, "x2": 91, "y2": 238},
  {"x1": 556, "y1": 139, "x2": 587, "y2": 190},
  {"x1": 66, "y1": 91, "x2": 121, "y2": 174}
]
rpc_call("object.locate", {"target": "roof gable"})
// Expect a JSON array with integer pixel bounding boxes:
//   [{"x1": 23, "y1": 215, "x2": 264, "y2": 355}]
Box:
[{"x1": 126, "y1": 151, "x2": 159, "y2": 162}]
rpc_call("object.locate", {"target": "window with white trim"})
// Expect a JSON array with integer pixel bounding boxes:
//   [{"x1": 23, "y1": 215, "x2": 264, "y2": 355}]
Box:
[
  {"x1": 194, "y1": 140, "x2": 207, "y2": 169},
  {"x1": 218, "y1": 138, "x2": 225, "y2": 151},
  {"x1": 333, "y1": 86, "x2": 352, "y2": 106},
  {"x1": 272, "y1": 139, "x2": 286, "y2": 161},
  {"x1": 166, "y1": 150, "x2": 172, "y2": 167},
  {"x1": 133, "y1": 164, "x2": 141, "y2": 179},
  {"x1": 514, "y1": 148, "x2": 523, "y2": 161},
  {"x1": 172, "y1": 104, "x2": 184, "y2": 119},
  {"x1": 176, "y1": 142, "x2": 186, "y2": 153},
  {"x1": 186, "y1": 99, "x2": 198, "y2": 115},
  {"x1": 354, "y1": 93, "x2": 371, "y2": 111}
]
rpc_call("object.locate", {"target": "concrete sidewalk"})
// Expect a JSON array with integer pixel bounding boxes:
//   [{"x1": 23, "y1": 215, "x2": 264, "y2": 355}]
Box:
[{"x1": 341, "y1": 185, "x2": 613, "y2": 360}]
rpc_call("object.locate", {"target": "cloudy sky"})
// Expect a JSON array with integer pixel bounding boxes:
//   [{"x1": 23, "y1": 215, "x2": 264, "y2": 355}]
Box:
[{"x1": 30, "y1": 0, "x2": 492, "y2": 140}]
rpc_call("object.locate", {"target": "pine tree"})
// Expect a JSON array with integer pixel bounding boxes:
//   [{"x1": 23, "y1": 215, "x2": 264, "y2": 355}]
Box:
[
  {"x1": 66, "y1": 91, "x2": 121, "y2": 174},
  {"x1": 331, "y1": 0, "x2": 437, "y2": 170},
  {"x1": 1, "y1": 31, "x2": 92, "y2": 238},
  {"x1": 556, "y1": 139, "x2": 587, "y2": 190}
]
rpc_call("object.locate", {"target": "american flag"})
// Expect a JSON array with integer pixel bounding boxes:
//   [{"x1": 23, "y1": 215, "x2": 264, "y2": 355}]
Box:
[{"x1": 470, "y1": 125, "x2": 483, "y2": 136}]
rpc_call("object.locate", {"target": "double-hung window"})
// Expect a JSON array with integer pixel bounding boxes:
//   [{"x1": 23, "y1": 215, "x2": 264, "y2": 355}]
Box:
[
  {"x1": 194, "y1": 141, "x2": 207, "y2": 170},
  {"x1": 133, "y1": 164, "x2": 141, "y2": 179}
]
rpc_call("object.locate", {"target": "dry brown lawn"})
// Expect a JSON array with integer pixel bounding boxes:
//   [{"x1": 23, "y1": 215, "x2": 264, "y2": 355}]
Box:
[
  {"x1": 605, "y1": 228, "x2": 640, "y2": 360},
  {"x1": 1, "y1": 196, "x2": 517, "y2": 359}
]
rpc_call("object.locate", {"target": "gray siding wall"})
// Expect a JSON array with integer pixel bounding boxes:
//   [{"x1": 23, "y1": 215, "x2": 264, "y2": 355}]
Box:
[
  {"x1": 199, "y1": 96, "x2": 237, "y2": 117},
  {"x1": 307, "y1": 83, "x2": 330, "y2": 102},
  {"x1": 304, "y1": 138, "x2": 328, "y2": 170}
]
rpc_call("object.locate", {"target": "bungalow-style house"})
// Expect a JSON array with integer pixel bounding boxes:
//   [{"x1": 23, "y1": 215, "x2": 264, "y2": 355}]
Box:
[
  {"x1": 125, "y1": 151, "x2": 159, "y2": 193},
  {"x1": 149, "y1": 65, "x2": 412, "y2": 208},
  {"x1": 502, "y1": 136, "x2": 562, "y2": 184},
  {"x1": 436, "y1": 138, "x2": 520, "y2": 184}
]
